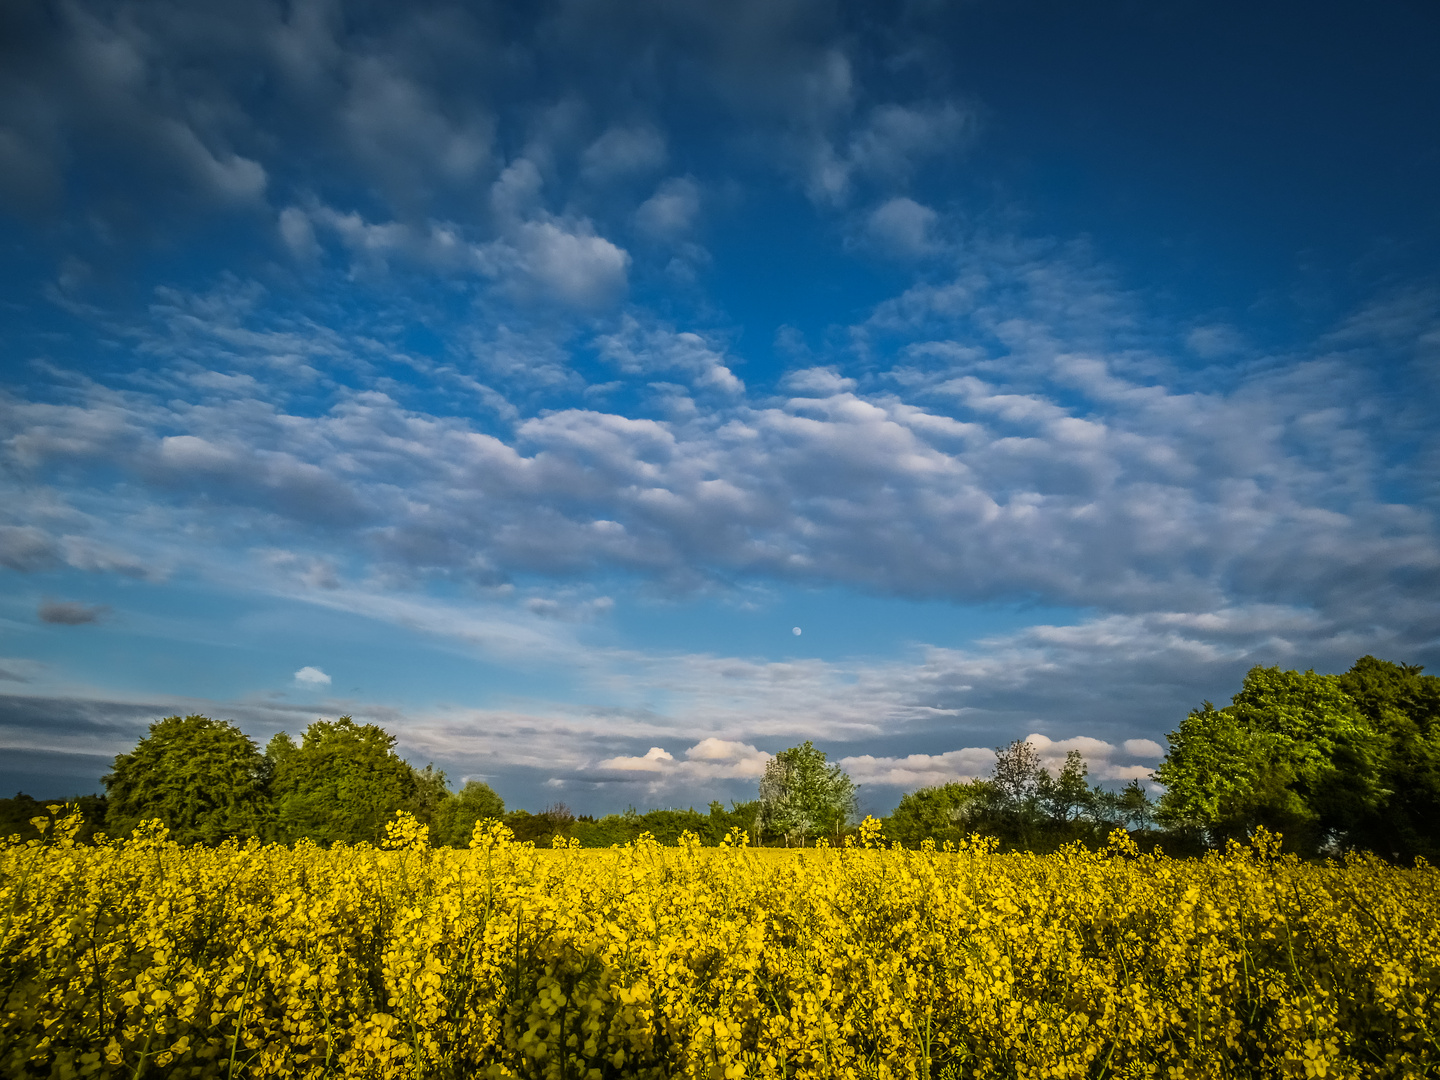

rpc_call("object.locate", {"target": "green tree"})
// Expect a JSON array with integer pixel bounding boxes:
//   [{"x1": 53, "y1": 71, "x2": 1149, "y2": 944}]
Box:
[
  {"x1": 634, "y1": 807, "x2": 709, "y2": 845},
  {"x1": 572, "y1": 808, "x2": 644, "y2": 848},
  {"x1": 884, "y1": 746, "x2": 1158, "y2": 852},
  {"x1": 505, "y1": 803, "x2": 575, "y2": 844},
  {"x1": 706, "y1": 799, "x2": 761, "y2": 846},
  {"x1": 409, "y1": 763, "x2": 451, "y2": 842},
  {"x1": 433, "y1": 780, "x2": 506, "y2": 847},
  {"x1": 987, "y1": 739, "x2": 1047, "y2": 847},
  {"x1": 885, "y1": 780, "x2": 994, "y2": 846},
  {"x1": 1156, "y1": 665, "x2": 1385, "y2": 854},
  {"x1": 757, "y1": 741, "x2": 857, "y2": 845},
  {"x1": 269, "y1": 716, "x2": 417, "y2": 845},
  {"x1": 1107, "y1": 779, "x2": 1157, "y2": 832},
  {"x1": 0, "y1": 793, "x2": 109, "y2": 844},
  {"x1": 1036, "y1": 749, "x2": 1092, "y2": 827},
  {"x1": 1336, "y1": 655, "x2": 1440, "y2": 862},
  {"x1": 104, "y1": 715, "x2": 270, "y2": 844}
]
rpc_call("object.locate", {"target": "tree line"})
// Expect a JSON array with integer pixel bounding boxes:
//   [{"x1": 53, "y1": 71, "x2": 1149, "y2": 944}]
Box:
[
  {"x1": 884, "y1": 654, "x2": 1439, "y2": 862},
  {"x1": 4, "y1": 654, "x2": 1435, "y2": 860},
  {"x1": 884, "y1": 742, "x2": 1159, "y2": 853},
  {"x1": 0, "y1": 713, "x2": 774, "y2": 849},
  {"x1": 1155, "y1": 655, "x2": 1439, "y2": 861}
]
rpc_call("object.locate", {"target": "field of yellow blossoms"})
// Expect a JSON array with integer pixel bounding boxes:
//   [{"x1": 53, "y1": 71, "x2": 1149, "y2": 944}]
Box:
[{"x1": 3, "y1": 807, "x2": 1437, "y2": 1080}]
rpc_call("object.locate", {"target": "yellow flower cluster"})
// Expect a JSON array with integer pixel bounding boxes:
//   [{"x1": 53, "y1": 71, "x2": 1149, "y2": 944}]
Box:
[{"x1": 3, "y1": 806, "x2": 1437, "y2": 1079}]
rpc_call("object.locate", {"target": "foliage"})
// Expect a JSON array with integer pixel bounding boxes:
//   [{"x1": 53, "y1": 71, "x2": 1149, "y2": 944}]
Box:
[
  {"x1": 884, "y1": 744, "x2": 1158, "y2": 853},
  {"x1": 884, "y1": 781, "x2": 994, "y2": 847},
  {"x1": 1155, "y1": 661, "x2": 1432, "y2": 856},
  {"x1": 703, "y1": 798, "x2": 761, "y2": 847},
  {"x1": 1336, "y1": 655, "x2": 1440, "y2": 863},
  {"x1": 268, "y1": 715, "x2": 417, "y2": 845},
  {"x1": 433, "y1": 780, "x2": 506, "y2": 848},
  {"x1": 0, "y1": 793, "x2": 107, "y2": 844},
  {"x1": 409, "y1": 763, "x2": 452, "y2": 840},
  {"x1": 504, "y1": 804, "x2": 576, "y2": 845},
  {"x1": 4, "y1": 809, "x2": 1438, "y2": 1079},
  {"x1": 103, "y1": 715, "x2": 270, "y2": 844},
  {"x1": 568, "y1": 802, "x2": 760, "y2": 848},
  {"x1": 756, "y1": 740, "x2": 857, "y2": 845}
]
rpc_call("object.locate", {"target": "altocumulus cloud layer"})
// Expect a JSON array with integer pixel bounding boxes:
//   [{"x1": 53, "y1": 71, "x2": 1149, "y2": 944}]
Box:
[{"x1": 1, "y1": 0, "x2": 1438, "y2": 809}]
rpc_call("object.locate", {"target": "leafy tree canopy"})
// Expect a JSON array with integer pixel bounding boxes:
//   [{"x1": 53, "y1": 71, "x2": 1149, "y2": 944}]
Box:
[
  {"x1": 1336, "y1": 656, "x2": 1440, "y2": 861},
  {"x1": 269, "y1": 715, "x2": 417, "y2": 846},
  {"x1": 104, "y1": 715, "x2": 270, "y2": 844},
  {"x1": 883, "y1": 741, "x2": 1159, "y2": 852},
  {"x1": 758, "y1": 741, "x2": 857, "y2": 845},
  {"x1": 1156, "y1": 659, "x2": 1434, "y2": 857},
  {"x1": 886, "y1": 780, "x2": 995, "y2": 846},
  {"x1": 433, "y1": 779, "x2": 506, "y2": 847}
]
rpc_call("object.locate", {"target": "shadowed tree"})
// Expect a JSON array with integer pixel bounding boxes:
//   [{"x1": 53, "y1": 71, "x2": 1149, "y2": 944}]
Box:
[
  {"x1": 988, "y1": 738, "x2": 1046, "y2": 847},
  {"x1": 410, "y1": 763, "x2": 451, "y2": 841},
  {"x1": 1037, "y1": 749, "x2": 1092, "y2": 827},
  {"x1": 105, "y1": 715, "x2": 270, "y2": 843},
  {"x1": 1336, "y1": 655, "x2": 1440, "y2": 862},
  {"x1": 1156, "y1": 665, "x2": 1386, "y2": 854}
]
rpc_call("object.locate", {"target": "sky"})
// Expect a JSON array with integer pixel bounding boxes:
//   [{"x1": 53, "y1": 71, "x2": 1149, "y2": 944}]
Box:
[{"x1": 2, "y1": 0, "x2": 1438, "y2": 817}]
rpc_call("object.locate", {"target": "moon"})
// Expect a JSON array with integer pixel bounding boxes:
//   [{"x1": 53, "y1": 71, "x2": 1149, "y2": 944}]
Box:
[{"x1": 792, "y1": 626, "x2": 802, "y2": 636}]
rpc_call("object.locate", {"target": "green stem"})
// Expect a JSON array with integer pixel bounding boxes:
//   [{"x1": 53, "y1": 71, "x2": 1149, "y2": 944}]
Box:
[
  {"x1": 130, "y1": 1028, "x2": 154, "y2": 1080},
  {"x1": 227, "y1": 954, "x2": 258, "y2": 1080}
]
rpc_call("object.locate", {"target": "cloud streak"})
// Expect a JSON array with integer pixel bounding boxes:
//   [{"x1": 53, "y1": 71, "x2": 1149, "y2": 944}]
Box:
[{"x1": 38, "y1": 601, "x2": 109, "y2": 626}]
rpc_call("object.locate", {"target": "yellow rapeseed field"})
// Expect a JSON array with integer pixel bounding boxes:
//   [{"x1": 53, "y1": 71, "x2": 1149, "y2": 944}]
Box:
[{"x1": 2, "y1": 806, "x2": 1437, "y2": 1080}]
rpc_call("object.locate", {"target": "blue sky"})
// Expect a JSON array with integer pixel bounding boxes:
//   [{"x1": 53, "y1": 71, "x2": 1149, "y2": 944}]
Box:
[{"x1": 2, "y1": 0, "x2": 1438, "y2": 815}]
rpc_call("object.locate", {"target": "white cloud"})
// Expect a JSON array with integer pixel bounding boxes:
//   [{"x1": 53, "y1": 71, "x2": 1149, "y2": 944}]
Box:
[
  {"x1": 847, "y1": 101, "x2": 975, "y2": 183},
  {"x1": 8, "y1": 271, "x2": 1436, "y2": 632},
  {"x1": 597, "y1": 746, "x2": 673, "y2": 771},
  {"x1": 341, "y1": 56, "x2": 492, "y2": 202},
  {"x1": 0, "y1": 657, "x2": 47, "y2": 682},
  {"x1": 297, "y1": 196, "x2": 631, "y2": 309},
  {"x1": 1186, "y1": 324, "x2": 1245, "y2": 358},
  {"x1": 589, "y1": 739, "x2": 770, "y2": 787},
  {"x1": 58, "y1": 536, "x2": 158, "y2": 580},
  {"x1": 840, "y1": 748, "x2": 996, "y2": 789},
  {"x1": 0, "y1": 525, "x2": 59, "y2": 572},
  {"x1": 794, "y1": 98, "x2": 975, "y2": 207},
  {"x1": 161, "y1": 119, "x2": 267, "y2": 202},
  {"x1": 508, "y1": 219, "x2": 630, "y2": 308},
  {"x1": 294, "y1": 666, "x2": 332, "y2": 685},
  {"x1": 1108, "y1": 764, "x2": 1158, "y2": 782},
  {"x1": 682, "y1": 738, "x2": 770, "y2": 778},
  {"x1": 595, "y1": 316, "x2": 744, "y2": 394},
  {"x1": 1023, "y1": 733, "x2": 1145, "y2": 781},
  {"x1": 781, "y1": 366, "x2": 857, "y2": 395},
  {"x1": 841, "y1": 733, "x2": 1163, "y2": 793}
]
